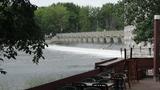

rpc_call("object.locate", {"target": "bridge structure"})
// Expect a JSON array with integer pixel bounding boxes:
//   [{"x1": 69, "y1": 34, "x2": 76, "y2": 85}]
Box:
[{"x1": 48, "y1": 30, "x2": 124, "y2": 44}]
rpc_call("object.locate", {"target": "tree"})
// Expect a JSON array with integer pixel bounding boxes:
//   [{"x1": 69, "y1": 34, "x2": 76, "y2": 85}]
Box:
[
  {"x1": 89, "y1": 7, "x2": 100, "y2": 31},
  {"x1": 98, "y1": 3, "x2": 124, "y2": 30},
  {"x1": 50, "y1": 5, "x2": 69, "y2": 33},
  {"x1": 35, "y1": 4, "x2": 69, "y2": 35},
  {"x1": 0, "y1": 0, "x2": 47, "y2": 73},
  {"x1": 114, "y1": 1, "x2": 124, "y2": 30},
  {"x1": 78, "y1": 7, "x2": 91, "y2": 32},
  {"x1": 34, "y1": 7, "x2": 47, "y2": 34},
  {"x1": 35, "y1": 2, "x2": 124, "y2": 34},
  {"x1": 124, "y1": 0, "x2": 160, "y2": 43},
  {"x1": 58, "y1": 3, "x2": 80, "y2": 32},
  {"x1": 98, "y1": 3, "x2": 115, "y2": 30}
]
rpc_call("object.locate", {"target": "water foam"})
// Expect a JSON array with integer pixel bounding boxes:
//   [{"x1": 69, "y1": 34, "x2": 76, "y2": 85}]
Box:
[{"x1": 47, "y1": 45, "x2": 124, "y2": 58}]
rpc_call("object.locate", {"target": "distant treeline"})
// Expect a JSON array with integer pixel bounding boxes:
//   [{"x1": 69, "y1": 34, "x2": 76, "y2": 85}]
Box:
[{"x1": 35, "y1": 1, "x2": 124, "y2": 36}]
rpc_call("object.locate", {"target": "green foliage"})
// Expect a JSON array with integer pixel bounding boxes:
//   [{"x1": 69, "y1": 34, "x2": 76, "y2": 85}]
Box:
[
  {"x1": 124, "y1": 0, "x2": 160, "y2": 43},
  {"x1": 35, "y1": 4, "x2": 70, "y2": 35},
  {"x1": 35, "y1": 2, "x2": 124, "y2": 34},
  {"x1": 98, "y1": 3, "x2": 114, "y2": 30},
  {"x1": 0, "y1": 0, "x2": 47, "y2": 70},
  {"x1": 58, "y1": 3, "x2": 80, "y2": 32},
  {"x1": 89, "y1": 7, "x2": 100, "y2": 31},
  {"x1": 78, "y1": 7, "x2": 91, "y2": 32},
  {"x1": 98, "y1": 3, "x2": 124, "y2": 30},
  {"x1": 114, "y1": 1, "x2": 124, "y2": 30}
]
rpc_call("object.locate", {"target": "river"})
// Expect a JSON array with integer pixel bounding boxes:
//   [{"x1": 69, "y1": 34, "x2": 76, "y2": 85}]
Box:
[{"x1": 0, "y1": 44, "x2": 123, "y2": 90}]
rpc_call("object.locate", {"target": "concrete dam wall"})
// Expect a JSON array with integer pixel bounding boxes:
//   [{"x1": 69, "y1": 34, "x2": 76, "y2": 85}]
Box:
[{"x1": 47, "y1": 31, "x2": 124, "y2": 44}]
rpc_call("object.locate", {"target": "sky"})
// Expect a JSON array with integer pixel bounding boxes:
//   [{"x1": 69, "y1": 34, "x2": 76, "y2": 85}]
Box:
[{"x1": 30, "y1": 0, "x2": 120, "y2": 7}]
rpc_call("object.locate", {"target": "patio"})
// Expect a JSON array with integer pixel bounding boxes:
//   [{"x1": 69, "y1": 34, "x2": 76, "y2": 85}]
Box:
[{"x1": 127, "y1": 78, "x2": 160, "y2": 90}]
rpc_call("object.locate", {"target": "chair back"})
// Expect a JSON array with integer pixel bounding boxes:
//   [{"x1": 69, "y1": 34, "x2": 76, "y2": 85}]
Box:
[
  {"x1": 72, "y1": 82, "x2": 87, "y2": 86},
  {"x1": 59, "y1": 86, "x2": 77, "y2": 90},
  {"x1": 84, "y1": 87, "x2": 101, "y2": 90},
  {"x1": 91, "y1": 76, "x2": 104, "y2": 81},
  {"x1": 114, "y1": 73, "x2": 125, "y2": 78},
  {"x1": 113, "y1": 77, "x2": 125, "y2": 90},
  {"x1": 92, "y1": 83, "x2": 108, "y2": 90},
  {"x1": 72, "y1": 82, "x2": 87, "y2": 90},
  {"x1": 98, "y1": 79, "x2": 110, "y2": 83},
  {"x1": 81, "y1": 78, "x2": 96, "y2": 83},
  {"x1": 92, "y1": 83, "x2": 107, "y2": 87}
]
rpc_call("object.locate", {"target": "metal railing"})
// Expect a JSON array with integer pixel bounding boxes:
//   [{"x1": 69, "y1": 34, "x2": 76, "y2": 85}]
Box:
[{"x1": 122, "y1": 47, "x2": 153, "y2": 59}]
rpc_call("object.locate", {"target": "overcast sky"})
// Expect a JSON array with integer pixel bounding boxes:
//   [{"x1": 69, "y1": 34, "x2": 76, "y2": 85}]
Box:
[{"x1": 30, "y1": 0, "x2": 120, "y2": 7}]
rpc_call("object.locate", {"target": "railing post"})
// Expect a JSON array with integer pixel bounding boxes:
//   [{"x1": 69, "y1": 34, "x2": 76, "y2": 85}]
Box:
[
  {"x1": 154, "y1": 15, "x2": 160, "y2": 79},
  {"x1": 124, "y1": 48, "x2": 127, "y2": 59},
  {"x1": 120, "y1": 48, "x2": 123, "y2": 58},
  {"x1": 149, "y1": 48, "x2": 151, "y2": 56},
  {"x1": 130, "y1": 48, "x2": 132, "y2": 59}
]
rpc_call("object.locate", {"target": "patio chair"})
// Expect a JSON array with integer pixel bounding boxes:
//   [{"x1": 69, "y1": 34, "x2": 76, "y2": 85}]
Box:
[
  {"x1": 98, "y1": 72, "x2": 112, "y2": 77},
  {"x1": 98, "y1": 79, "x2": 110, "y2": 83},
  {"x1": 113, "y1": 76, "x2": 126, "y2": 90},
  {"x1": 92, "y1": 83, "x2": 108, "y2": 90},
  {"x1": 72, "y1": 82, "x2": 87, "y2": 90},
  {"x1": 90, "y1": 76, "x2": 104, "y2": 82},
  {"x1": 113, "y1": 72, "x2": 131, "y2": 89},
  {"x1": 59, "y1": 85, "x2": 77, "y2": 90},
  {"x1": 84, "y1": 87, "x2": 101, "y2": 90},
  {"x1": 81, "y1": 78, "x2": 96, "y2": 83}
]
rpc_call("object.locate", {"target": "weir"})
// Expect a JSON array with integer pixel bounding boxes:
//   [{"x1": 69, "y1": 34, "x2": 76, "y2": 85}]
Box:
[{"x1": 49, "y1": 31, "x2": 124, "y2": 44}]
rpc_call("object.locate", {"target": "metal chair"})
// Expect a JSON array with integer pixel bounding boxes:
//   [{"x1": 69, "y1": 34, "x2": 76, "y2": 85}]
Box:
[
  {"x1": 84, "y1": 87, "x2": 101, "y2": 90},
  {"x1": 59, "y1": 85, "x2": 77, "y2": 90},
  {"x1": 92, "y1": 83, "x2": 108, "y2": 90},
  {"x1": 114, "y1": 72, "x2": 130, "y2": 89},
  {"x1": 113, "y1": 77, "x2": 126, "y2": 90},
  {"x1": 81, "y1": 78, "x2": 96, "y2": 83},
  {"x1": 98, "y1": 79, "x2": 110, "y2": 84},
  {"x1": 72, "y1": 82, "x2": 87, "y2": 90},
  {"x1": 90, "y1": 76, "x2": 104, "y2": 82}
]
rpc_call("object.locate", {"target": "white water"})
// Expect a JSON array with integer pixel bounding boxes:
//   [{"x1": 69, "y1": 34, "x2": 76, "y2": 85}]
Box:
[
  {"x1": 0, "y1": 45, "x2": 123, "y2": 90},
  {"x1": 47, "y1": 45, "x2": 123, "y2": 58}
]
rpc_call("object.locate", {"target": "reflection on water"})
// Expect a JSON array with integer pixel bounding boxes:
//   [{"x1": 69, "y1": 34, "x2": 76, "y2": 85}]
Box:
[{"x1": 0, "y1": 44, "x2": 123, "y2": 90}]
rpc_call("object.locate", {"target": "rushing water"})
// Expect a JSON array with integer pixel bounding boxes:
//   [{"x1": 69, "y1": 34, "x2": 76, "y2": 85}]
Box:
[{"x1": 0, "y1": 44, "x2": 123, "y2": 90}]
